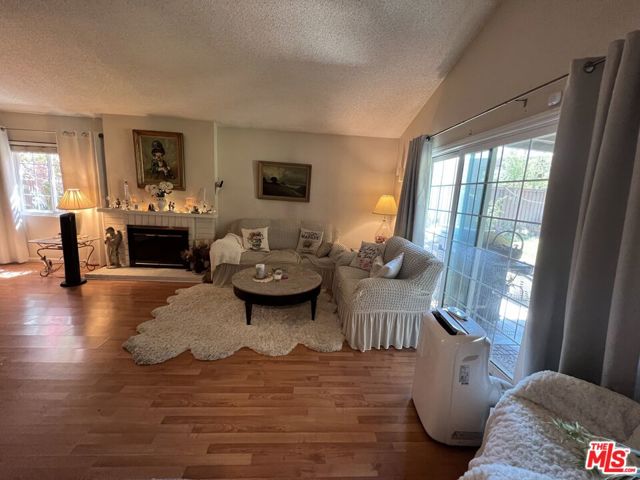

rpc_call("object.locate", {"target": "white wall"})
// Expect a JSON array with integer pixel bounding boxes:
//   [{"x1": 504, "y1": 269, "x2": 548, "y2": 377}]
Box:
[
  {"x1": 401, "y1": 0, "x2": 640, "y2": 148},
  {"x1": 0, "y1": 111, "x2": 102, "y2": 258},
  {"x1": 101, "y1": 114, "x2": 215, "y2": 210},
  {"x1": 217, "y1": 127, "x2": 398, "y2": 248}
]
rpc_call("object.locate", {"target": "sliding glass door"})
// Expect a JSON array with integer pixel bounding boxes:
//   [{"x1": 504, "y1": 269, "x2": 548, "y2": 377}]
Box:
[{"x1": 424, "y1": 128, "x2": 556, "y2": 377}]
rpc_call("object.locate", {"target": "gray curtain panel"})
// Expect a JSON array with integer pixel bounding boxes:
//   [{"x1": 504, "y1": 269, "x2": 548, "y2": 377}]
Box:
[
  {"x1": 394, "y1": 135, "x2": 430, "y2": 243},
  {"x1": 516, "y1": 31, "x2": 640, "y2": 400}
]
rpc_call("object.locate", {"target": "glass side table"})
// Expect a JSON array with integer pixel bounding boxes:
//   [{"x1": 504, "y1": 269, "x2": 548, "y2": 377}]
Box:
[{"x1": 28, "y1": 235, "x2": 99, "y2": 277}]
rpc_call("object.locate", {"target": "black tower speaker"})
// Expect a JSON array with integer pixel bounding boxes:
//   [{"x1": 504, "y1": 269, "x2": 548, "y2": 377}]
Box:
[{"x1": 59, "y1": 212, "x2": 86, "y2": 287}]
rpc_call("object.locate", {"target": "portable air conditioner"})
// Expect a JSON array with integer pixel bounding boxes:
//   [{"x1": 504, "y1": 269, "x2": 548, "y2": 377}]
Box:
[{"x1": 411, "y1": 308, "x2": 510, "y2": 446}]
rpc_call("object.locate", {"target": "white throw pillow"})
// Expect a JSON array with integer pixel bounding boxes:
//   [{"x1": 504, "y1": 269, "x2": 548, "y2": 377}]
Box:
[
  {"x1": 371, "y1": 253, "x2": 404, "y2": 279},
  {"x1": 350, "y1": 241, "x2": 385, "y2": 271},
  {"x1": 241, "y1": 227, "x2": 270, "y2": 252},
  {"x1": 296, "y1": 228, "x2": 324, "y2": 255}
]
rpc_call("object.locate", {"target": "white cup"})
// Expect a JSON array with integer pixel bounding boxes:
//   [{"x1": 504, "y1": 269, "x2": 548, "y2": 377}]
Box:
[
  {"x1": 255, "y1": 263, "x2": 266, "y2": 279},
  {"x1": 273, "y1": 269, "x2": 283, "y2": 281}
]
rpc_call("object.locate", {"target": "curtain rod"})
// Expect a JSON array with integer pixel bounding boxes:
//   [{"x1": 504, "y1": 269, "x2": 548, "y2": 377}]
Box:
[
  {"x1": 426, "y1": 57, "x2": 606, "y2": 140},
  {"x1": 3, "y1": 126, "x2": 57, "y2": 134}
]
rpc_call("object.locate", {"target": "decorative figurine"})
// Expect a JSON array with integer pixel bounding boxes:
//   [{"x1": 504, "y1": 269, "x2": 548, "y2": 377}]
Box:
[
  {"x1": 190, "y1": 205, "x2": 200, "y2": 214},
  {"x1": 105, "y1": 196, "x2": 112, "y2": 208},
  {"x1": 148, "y1": 203, "x2": 156, "y2": 212},
  {"x1": 114, "y1": 198, "x2": 122, "y2": 209},
  {"x1": 168, "y1": 201, "x2": 175, "y2": 212},
  {"x1": 104, "y1": 227, "x2": 123, "y2": 268}
]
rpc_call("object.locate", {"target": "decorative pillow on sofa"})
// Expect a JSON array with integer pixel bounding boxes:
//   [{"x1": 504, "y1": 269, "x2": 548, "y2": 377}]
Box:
[
  {"x1": 350, "y1": 241, "x2": 385, "y2": 271},
  {"x1": 316, "y1": 241, "x2": 333, "y2": 258},
  {"x1": 241, "y1": 227, "x2": 270, "y2": 252},
  {"x1": 369, "y1": 256, "x2": 384, "y2": 277},
  {"x1": 296, "y1": 228, "x2": 324, "y2": 255},
  {"x1": 329, "y1": 242, "x2": 357, "y2": 266},
  {"x1": 369, "y1": 253, "x2": 404, "y2": 279}
]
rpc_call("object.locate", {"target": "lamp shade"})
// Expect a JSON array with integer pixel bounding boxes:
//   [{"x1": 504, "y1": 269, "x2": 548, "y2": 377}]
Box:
[
  {"x1": 373, "y1": 194, "x2": 398, "y2": 216},
  {"x1": 57, "y1": 188, "x2": 94, "y2": 210}
]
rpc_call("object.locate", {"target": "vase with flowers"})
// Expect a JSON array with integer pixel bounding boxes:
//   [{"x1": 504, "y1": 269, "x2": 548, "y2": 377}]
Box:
[{"x1": 145, "y1": 181, "x2": 173, "y2": 211}]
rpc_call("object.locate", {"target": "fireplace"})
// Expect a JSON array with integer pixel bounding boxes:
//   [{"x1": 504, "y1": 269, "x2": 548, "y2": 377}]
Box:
[{"x1": 127, "y1": 225, "x2": 189, "y2": 268}]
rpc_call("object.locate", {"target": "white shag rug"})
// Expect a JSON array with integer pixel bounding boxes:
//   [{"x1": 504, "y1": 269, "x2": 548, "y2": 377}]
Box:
[{"x1": 123, "y1": 283, "x2": 344, "y2": 364}]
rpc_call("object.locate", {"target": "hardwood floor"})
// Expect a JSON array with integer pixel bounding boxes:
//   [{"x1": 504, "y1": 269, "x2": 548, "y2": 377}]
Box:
[{"x1": 0, "y1": 263, "x2": 475, "y2": 479}]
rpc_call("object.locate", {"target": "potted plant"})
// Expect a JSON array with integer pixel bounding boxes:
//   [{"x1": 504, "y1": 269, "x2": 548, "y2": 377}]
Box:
[{"x1": 181, "y1": 241, "x2": 211, "y2": 274}]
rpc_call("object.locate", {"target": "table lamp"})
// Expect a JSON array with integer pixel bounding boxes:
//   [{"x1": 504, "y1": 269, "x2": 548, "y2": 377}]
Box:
[
  {"x1": 373, "y1": 194, "x2": 398, "y2": 244},
  {"x1": 57, "y1": 188, "x2": 94, "y2": 287}
]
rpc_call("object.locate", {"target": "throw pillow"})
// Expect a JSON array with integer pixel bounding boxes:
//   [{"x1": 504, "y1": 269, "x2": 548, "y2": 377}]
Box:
[
  {"x1": 241, "y1": 227, "x2": 270, "y2": 252},
  {"x1": 369, "y1": 256, "x2": 384, "y2": 278},
  {"x1": 329, "y1": 243, "x2": 357, "y2": 266},
  {"x1": 296, "y1": 228, "x2": 324, "y2": 255},
  {"x1": 350, "y1": 241, "x2": 384, "y2": 271},
  {"x1": 316, "y1": 241, "x2": 333, "y2": 258},
  {"x1": 371, "y1": 253, "x2": 404, "y2": 279}
]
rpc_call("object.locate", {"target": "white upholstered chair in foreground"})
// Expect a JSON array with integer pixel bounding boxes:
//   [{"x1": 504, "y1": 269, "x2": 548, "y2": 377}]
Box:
[{"x1": 333, "y1": 236, "x2": 443, "y2": 351}]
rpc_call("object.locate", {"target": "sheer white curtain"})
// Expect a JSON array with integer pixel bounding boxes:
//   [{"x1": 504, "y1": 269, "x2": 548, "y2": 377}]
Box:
[
  {"x1": 0, "y1": 127, "x2": 29, "y2": 264},
  {"x1": 516, "y1": 31, "x2": 640, "y2": 400},
  {"x1": 57, "y1": 130, "x2": 103, "y2": 264}
]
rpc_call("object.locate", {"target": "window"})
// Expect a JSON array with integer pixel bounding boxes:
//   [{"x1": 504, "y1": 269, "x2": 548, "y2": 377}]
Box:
[
  {"x1": 12, "y1": 148, "x2": 64, "y2": 213},
  {"x1": 424, "y1": 124, "x2": 556, "y2": 378}
]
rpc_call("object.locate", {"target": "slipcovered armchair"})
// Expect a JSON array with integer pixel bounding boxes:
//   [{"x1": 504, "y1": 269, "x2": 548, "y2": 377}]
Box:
[{"x1": 333, "y1": 236, "x2": 443, "y2": 351}]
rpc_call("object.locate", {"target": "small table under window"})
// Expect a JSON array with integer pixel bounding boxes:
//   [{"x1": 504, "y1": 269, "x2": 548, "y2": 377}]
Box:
[{"x1": 28, "y1": 235, "x2": 99, "y2": 277}]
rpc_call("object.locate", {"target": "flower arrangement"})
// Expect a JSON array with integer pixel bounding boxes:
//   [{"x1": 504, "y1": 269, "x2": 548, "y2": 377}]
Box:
[{"x1": 145, "y1": 181, "x2": 173, "y2": 198}]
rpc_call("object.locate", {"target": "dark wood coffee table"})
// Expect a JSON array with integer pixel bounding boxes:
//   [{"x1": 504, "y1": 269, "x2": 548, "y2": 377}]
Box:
[{"x1": 231, "y1": 266, "x2": 322, "y2": 325}]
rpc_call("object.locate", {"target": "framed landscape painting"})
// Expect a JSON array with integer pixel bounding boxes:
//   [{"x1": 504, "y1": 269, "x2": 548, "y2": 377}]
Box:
[
  {"x1": 257, "y1": 161, "x2": 311, "y2": 202},
  {"x1": 133, "y1": 130, "x2": 185, "y2": 190}
]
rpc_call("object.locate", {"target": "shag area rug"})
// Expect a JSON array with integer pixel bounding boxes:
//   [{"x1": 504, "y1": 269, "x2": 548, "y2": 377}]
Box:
[{"x1": 123, "y1": 284, "x2": 344, "y2": 364}]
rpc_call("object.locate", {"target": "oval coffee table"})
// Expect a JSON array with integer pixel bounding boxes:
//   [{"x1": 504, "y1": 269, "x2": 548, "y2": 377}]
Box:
[{"x1": 232, "y1": 266, "x2": 322, "y2": 325}]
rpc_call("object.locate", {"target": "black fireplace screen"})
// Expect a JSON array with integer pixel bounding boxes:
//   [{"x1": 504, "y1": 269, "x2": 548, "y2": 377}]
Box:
[{"x1": 127, "y1": 225, "x2": 188, "y2": 268}]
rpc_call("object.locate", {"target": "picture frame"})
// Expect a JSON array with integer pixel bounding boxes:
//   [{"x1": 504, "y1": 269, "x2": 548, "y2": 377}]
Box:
[
  {"x1": 133, "y1": 130, "x2": 185, "y2": 191},
  {"x1": 257, "y1": 161, "x2": 312, "y2": 202}
]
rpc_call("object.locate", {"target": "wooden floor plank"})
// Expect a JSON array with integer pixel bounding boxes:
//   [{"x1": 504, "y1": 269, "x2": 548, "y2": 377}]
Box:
[{"x1": 0, "y1": 263, "x2": 474, "y2": 479}]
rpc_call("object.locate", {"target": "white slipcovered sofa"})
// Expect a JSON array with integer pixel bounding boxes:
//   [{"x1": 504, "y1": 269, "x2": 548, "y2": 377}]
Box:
[
  {"x1": 333, "y1": 236, "x2": 443, "y2": 351},
  {"x1": 461, "y1": 371, "x2": 640, "y2": 480},
  {"x1": 210, "y1": 218, "x2": 344, "y2": 288}
]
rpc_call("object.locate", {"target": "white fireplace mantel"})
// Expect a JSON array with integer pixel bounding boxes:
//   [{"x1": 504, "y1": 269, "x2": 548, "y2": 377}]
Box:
[
  {"x1": 97, "y1": 207, "x2": 217, "y2": 267},
  {"x1": 97, "y1": 208, "x2": 217, "y2": 220}
]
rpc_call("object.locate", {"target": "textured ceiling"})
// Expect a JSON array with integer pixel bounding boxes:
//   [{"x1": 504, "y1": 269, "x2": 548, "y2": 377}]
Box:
[{"x1": 0, "y1": 0, "x2": 497, "y2": 138}]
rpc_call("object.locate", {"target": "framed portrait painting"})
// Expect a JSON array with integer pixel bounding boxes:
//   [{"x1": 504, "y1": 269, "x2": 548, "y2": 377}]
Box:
[
  {"x1": 133, "y1": 130, "x2": 185, "y2": 190},
  {"x1": 257, "y1": 161, "x2": 312, "y2": 202}
]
